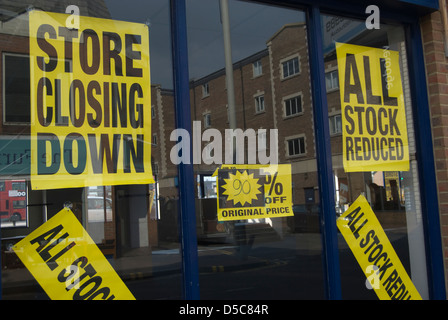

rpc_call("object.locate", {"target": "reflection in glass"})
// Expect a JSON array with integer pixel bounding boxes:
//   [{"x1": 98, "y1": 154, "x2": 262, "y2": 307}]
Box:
[
  {"x1": 321, "y1": 14, "x2": 429, "y2": 299},
  {"x1": 188, "y1": 0, "x2": 325, "y2": 299},
  {"x1": 86, "y1": 186, "x2": 113, "y2": 246},
  {"x1": 0, "y1": 0, "x2": 182, "y2": 300},
  {"x1": 0, "y1": 180, "x2": 28, "y2": 228}
]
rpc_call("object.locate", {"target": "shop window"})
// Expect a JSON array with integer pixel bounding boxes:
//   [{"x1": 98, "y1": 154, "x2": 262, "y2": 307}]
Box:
[
  {"x1": 322, "y1": 14, "x2": 430, "y2": 299},
  {"x1": 187, "y1": 0, "x2": 324, "y2": 300},
  {"x1": 3, "y1": 53, "x2": 30, "y2": 124},
  {"x1": 0, "y1": 0, "x2": 183, "y2": 300},
  {"x1": 282, "y1": 55, "x2": 300, "y2": 79}
]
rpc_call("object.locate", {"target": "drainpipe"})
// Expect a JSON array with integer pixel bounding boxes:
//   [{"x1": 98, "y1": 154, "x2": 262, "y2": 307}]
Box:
[
  {"x1": 441, "y1": 0, "x2": 448, "y2": 57},
  {"x1": 220, "y1": 0, "x2": 238, "y2": 163}
]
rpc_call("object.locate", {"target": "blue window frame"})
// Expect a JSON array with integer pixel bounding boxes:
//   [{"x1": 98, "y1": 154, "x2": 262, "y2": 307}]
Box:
[{"x1": 169, "y1": 0, "x2": 445, "y2": 300}]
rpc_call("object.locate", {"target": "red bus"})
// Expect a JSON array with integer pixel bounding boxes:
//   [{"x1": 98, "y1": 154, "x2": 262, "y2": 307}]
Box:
[{"x1": 0, "y1": 180, "x2": 27, "y2": 223}]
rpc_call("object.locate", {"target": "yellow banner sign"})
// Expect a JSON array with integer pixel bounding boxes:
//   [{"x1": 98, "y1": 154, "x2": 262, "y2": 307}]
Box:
[
  {"x1": 336, "y1": 43, "x2": 409, "y2": 172},
  {"x1": 215, "y1": 165, "x2": 293, "y2": 221},
  {"x1": 29, "y1": 10, "x2": 154, "y2": 190},
  {"x1": 337, "y1": 195, "x2": 421, "y2": 300},
  {"x1": 13, "y1": 207, "x2": 135, "y2": 300}
]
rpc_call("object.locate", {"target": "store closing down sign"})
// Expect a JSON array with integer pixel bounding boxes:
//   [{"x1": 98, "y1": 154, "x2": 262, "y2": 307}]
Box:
[
  {"x1": 335, "y1": 43, "x2": 409, "y2": 172},
  {"x1": 214, "y1": 165, "x2": 293, "y2": 221},
  {"x1": 337, "y1": 195, "x2": 421, "y2": 300},
  {"x1": 29, "y1": 10, "x2": 154, "y2": 190},
  {"x1": 13, "y1": 207, "x2": 135, "y2": 300}
]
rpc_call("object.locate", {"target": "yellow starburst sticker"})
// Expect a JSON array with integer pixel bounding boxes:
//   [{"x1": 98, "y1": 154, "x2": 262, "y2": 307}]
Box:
[
  {"x1": 216, "y1": 164, "x2": 294, "y2": 221},
  {"x1": 222, "y1": 170, "x2": 262, "y2": 206}
]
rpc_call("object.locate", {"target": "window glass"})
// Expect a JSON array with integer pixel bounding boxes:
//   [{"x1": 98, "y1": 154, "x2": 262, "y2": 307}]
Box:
[
  {"x1": 0, "y1": 0, "x2": 181, "y2": 300},
  {"x1": 329, "y1": 114, "x2": 342, "y2": 135},
  {"x1": 255, "y1": 94, "x2": 265, "y2": 113},
  {"x1": 3, "y1": 54, "x2": 30, "y2": 123},
  {"x1": 282, "y1": 56, "x2": 300, "y2": 78},
  {"x1": 325, "y1": 70, "x2": 339, "y2": 91},
  {"x1": 321, "y1": 14, "x2": 429, "y2": 299},
  {"x1": 187, "y1": 0, "x2": 325, "y2": 299},
  {"x1": 253, "y1": 60, "x2": 262, "y2": 77},
  {"x1": 284, "y1": 95, "x2": 303, "y2": 117}
]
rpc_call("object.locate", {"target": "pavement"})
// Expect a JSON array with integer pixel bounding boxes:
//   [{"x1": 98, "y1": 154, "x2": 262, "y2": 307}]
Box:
[{"x1": 1, "y1": 233, "x2": 325, "y2": 297}]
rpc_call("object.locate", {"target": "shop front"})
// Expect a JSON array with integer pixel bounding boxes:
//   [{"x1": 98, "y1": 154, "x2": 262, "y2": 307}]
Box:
[{"x1": 0, "y1": 0, "x2": 445, "y2": 300}]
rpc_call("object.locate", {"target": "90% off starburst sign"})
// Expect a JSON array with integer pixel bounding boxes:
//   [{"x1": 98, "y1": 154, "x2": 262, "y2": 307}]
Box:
[{"x1": 216, "y1": 165, "x2": 294, "y2": 221}]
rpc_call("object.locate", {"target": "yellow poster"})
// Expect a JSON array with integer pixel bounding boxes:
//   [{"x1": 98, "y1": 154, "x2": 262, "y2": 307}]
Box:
[
  {"x1": 215, "y1": 164, "x2": 293, "y2": 221},
  {"x1": 29, "y1": 10, "x2": 154, "y2": 190},
  {"x1": 337, "y1": 195, "x2": 421, "y2": 300},
  {"x1": 335, "y1": 43, "x2": 409, "y2": 172},
  {"x1": 13, "y1": 207, "x2": 135, "y2": 300}
]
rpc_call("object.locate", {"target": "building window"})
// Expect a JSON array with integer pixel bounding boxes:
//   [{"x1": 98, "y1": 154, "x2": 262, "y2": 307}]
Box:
[
  {"x1": 151, "y1": 105, "x2": 156, "y2": 119},
  {"x1": 197, "y1": 174, "x2": 217, "y2": 199},
  {"x1": 284, "y1": 95, "x2": 303, "y2": 117},
  {"x1": 202, "y1": 83, "x2": 210, "y2": 97},
  {"x1": 282, "y1": 56, "x2": 300, "y2": 79},
  {"x1": 151, "y1": 162, "x2": 159, "y2": 176},
  {"x1": 3, "y1": 53, "x2": 30, "y2": 124},
  {"x1": 325, "y1": 70, "x2": 339, "y2": 91},
  {"x1": 152, "y1": 134, "x2": 157, "y2": 146},
  {"x1": 258, "y1": 131, "x2": 267, "y2": 151},
  {"x1": 287, "y1": 136, "x2": 305, "y2": 156},
  {"x1": 329, "y1": 114, "x2": 342, "y2": 135},
  {"x1": 255, "y1": 95, "x2": 265, "y2": 113},
  {"x1": 253, "y1": 60, "x2": 262, "y2": 77},
  {"x1": 203, "y1": 143, "x2": 214, "y2": 163},
  {"x1": 204, "y1": 113, "x2": 211, "y2": 128}
]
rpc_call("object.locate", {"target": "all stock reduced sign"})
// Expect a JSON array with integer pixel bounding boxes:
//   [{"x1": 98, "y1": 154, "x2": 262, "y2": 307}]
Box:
[
  {"x1": 335, "y1": 43, "x2": 409, "y2": 173},
  {"x1": 29, "y1": 10, "x2": 154, "y2": 190},
  {"x1": 14, "y1": 207, "x2": 135, "y2": 300}
]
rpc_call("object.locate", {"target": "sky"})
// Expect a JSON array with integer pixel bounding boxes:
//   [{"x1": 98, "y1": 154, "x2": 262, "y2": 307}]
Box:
[{"x1": 105, "y1": 0, "x2": 304, "y2": 89}]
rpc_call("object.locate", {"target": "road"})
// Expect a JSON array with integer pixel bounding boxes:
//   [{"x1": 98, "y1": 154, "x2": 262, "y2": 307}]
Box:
[
  {"x1": 2, "y1": 231, "x2": 410, "y2": 300},
  {"x1": 126, "y1": 230, "x2": 409, "y2": 300}
]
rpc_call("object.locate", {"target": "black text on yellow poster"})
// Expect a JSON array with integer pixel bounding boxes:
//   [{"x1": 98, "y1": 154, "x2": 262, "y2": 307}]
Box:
[
  {"x1": 13, "y1": 207, "x2": 135, "y2": 300},
  {"x1": 215, "y1": 165, "x2": 293, "y2": 221},
  {"x1": 335, "y1": 43, "x2": 409, "y2": 172},
  {"x1": 336, "y1": 195, "x2": 421, "y2": 300},
  {"x1": 29, "y1": 10, "x2": 154, "y2": 190}
]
